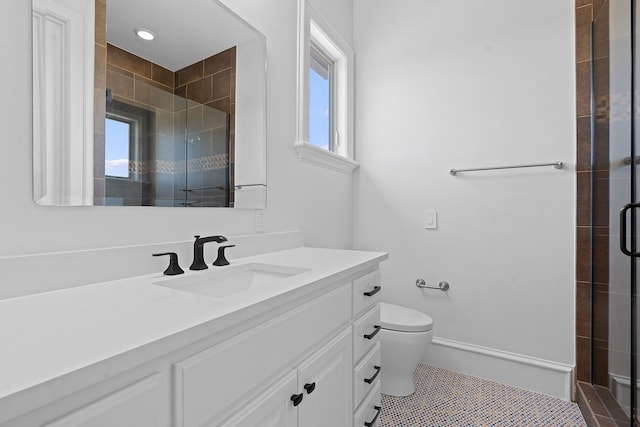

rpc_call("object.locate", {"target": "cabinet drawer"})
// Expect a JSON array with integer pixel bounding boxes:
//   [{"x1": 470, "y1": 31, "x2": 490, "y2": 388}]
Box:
[
  {"x1": 174, "y1": 284, "x2": 351, "y2": 427},
  {"x1": 353, "y1": 342, "x2": 381, "y2": 409},
  {"x1": 353, "y1": 305, "x2": 380, "y2": 365},
  {"x1": 352, "y1": 270, "x2": 381, "y2": 317},
  {"x1": 353, "y1": 381, "x2": 382, "y2": 427}
]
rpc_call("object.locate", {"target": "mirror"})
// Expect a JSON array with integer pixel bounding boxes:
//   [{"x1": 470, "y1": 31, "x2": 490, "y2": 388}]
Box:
[{"x1": 32, "y1": 0, "x2": 266, "y2": 208}]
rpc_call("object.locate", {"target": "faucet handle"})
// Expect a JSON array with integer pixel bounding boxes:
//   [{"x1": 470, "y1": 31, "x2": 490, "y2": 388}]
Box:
[
  {"x1": 153, "y1": 252, "x2": 185, "y2": 276},
  {"x1": 213, "y1": 245, "x2": 235, "y2": 266}
]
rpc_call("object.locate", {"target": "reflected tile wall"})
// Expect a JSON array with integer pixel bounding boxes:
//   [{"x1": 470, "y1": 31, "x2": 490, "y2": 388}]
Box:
[
  {"x1": 93, "y1": 0, "x2": 107, "y2": 204},
  {"x1": 174, "y1": 47, "x2": 235, "y2": 207},
  {"x1": 100, "y1": 36, "x2": 235, "y2": 206}
]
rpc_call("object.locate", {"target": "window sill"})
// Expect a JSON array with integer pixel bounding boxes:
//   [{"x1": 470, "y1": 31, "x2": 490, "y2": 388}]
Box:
[{"x1": 294, "y1": 141, "x2": 359, "y2": 174}]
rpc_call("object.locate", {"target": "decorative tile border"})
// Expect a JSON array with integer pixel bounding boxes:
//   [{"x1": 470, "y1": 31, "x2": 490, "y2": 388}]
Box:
[{"x1": 128, "y1": 153, "x2": 229, "y2": 174}]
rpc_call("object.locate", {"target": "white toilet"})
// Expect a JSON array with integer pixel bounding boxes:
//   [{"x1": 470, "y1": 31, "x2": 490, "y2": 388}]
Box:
[{"x1": 379, "y1": 302, "x2": 433, "y2": 397}]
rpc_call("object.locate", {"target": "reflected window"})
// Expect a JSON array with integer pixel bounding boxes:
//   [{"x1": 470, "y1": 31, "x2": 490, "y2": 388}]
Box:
[{"x1": 105, "y1": 116, "x2": 133, "y2": 178}]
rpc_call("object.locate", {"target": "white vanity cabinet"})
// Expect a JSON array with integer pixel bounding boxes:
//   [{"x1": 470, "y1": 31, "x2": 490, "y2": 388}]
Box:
[
  {"x1": 219, "y1": 370, "x2": 298, "y2": 427},
  {"x1": 42, "y1": 374, "x2": 165, "y2": 427},
  {"x1": 1, "y1": 367, "x2": 173, "y2": 427},
  {"x1": 173, "y1": 285, "x2": 352, "y2": 427},
  {"x1": 221, "y1": 328, "x2": 352, "y2": 427},
  {"x1": 0, "y1": 248, "x2": 387, "y2": 427},
  {"x1": 174, "y1": 268, "x2": 382, "y2": 427},
  {"x1": 353, "y1": 382, "x2": 382, "y2": 427},
  {"x1": 296, "y1": 327, "x2": 352, "y2": 427},
  {"x1": 351, "y1": 269, "x2": 383, "y2": 427}
]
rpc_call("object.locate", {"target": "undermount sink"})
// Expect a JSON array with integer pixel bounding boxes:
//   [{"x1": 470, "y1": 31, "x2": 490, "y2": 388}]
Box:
[{"x1": 153, "y1": 263, "x2": 310, "y2": 299}]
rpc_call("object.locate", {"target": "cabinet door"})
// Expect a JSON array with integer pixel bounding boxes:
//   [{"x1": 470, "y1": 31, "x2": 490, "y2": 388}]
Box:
[
  {"x1": 175, "y1": 285, "x2": 351, "y2": 427},
  {"x1": 297, "y1": 328, "x2": 352, "y2": 427},
  {"x1": 43, "y1": 374, "x2": 164, "y2": 427},
  {"x1": 218, "y1": 370, "x2": 298, "y2": 427}
]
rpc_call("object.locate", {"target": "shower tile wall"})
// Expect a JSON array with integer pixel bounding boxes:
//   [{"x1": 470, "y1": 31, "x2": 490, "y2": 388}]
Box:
[
  {"x1": 575, "y1": 0, "x2": 609, "y2": 387},
  {"x1": 575, "y1": 0, "x2": 620, "y2": 425}
]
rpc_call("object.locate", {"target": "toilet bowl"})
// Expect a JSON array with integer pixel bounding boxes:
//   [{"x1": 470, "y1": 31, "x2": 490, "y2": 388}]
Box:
[{"x1": 379, "y1": 302, "x2": 433, "y2": 397}]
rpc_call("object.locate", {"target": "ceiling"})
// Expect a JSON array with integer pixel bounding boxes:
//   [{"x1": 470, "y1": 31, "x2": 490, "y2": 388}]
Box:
[{"x1": 107, "y1": 0, "x2": 259, "y2": 71}]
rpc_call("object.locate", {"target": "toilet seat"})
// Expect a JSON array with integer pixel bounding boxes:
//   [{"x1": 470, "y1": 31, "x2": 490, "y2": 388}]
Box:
[{"x1": 380, "y1": 302, "x2": 433, "y2": 332}]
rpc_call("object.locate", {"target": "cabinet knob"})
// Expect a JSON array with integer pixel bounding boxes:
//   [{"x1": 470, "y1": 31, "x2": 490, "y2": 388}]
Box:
[
  {"x1": 364, "y1": 405, "x2": 382, "y2": 427},
  {"x1": 364, "y1": 325, "x2": 381, "y2": 340},
  {"x1": 304, "y1": 382, "x2": 316, "y2": 394},
  {"x1": 291, "y1": 393, "x2": 304, "y2": 407},
  {"x1": 363, "y1": 286, "x2": 381, "y2": 297}
]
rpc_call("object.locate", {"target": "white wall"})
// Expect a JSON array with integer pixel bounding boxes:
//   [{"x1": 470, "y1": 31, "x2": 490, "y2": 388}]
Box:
[
  {"x1": 353, "y1": 0, "x2": 576, "y2": 398},
  {"x1": 295, "y1": 0, "x2": 354, "y2": 249},
  {"x1": 3, "y1": 0, "x2": 580, "y2": 398},
  {"x1": 0, "y1": 0, "x2": 354, "y2": 294}
]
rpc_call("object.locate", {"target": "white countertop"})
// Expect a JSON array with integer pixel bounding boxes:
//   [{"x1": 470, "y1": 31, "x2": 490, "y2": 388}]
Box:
[{"x1": 0, "y1": 247, "x2": 387, "y2": 405}]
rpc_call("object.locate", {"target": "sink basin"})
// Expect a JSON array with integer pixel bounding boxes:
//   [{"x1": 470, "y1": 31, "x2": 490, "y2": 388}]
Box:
[{"x1": 153, "y1": 263, "x2": 310, "y2": 299}]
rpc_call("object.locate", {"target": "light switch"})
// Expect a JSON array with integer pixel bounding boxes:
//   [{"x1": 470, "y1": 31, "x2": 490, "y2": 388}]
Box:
[{"x1": 423, "y1": 210, "x2": 437, "y2": 229}]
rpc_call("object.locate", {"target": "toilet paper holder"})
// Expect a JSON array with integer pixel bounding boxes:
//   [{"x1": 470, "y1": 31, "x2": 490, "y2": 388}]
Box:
[{"x1": 416, "y1": 279, "x2": 450, "y2": 291}]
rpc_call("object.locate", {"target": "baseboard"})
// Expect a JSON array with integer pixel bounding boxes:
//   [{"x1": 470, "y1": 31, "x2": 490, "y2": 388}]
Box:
[{"x1": 423, "y1": 337, "x2": 574, "y2": 400}]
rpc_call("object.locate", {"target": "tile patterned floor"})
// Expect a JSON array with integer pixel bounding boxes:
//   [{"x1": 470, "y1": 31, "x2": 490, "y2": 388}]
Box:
[{"x1": 381, "y1": 364, "x2": 587, "y2": 426}]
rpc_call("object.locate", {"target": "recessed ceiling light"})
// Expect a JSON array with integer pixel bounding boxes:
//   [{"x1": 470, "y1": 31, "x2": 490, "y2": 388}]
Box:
[{"x1": 135, "y1": 28, "x2": 155, "y2": 41}]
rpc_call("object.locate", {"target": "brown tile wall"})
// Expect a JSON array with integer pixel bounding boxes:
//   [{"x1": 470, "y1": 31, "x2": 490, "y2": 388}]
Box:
[
  {"x1": 591, "y1": 3, "x2": 611, "y2": 390},
  {"x1": 174, "y1": 46, "x2": 236, "y2": 115},
  {"x1": 175, "y1": 47, "x2": 237, "y2": 205},
  {"x1": 575, "y1": 0, "x2": 594, "y2": 386},
  {"x1": 575, "y1": 0, "x2": 611, "y2": 393},
  {"x1": 106, "y1": 44, "x2": 175, "y2": 109}
]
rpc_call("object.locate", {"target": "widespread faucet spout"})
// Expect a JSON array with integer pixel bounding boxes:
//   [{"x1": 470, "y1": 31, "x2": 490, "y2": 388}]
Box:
[{"x1": 190, "y1": 235, "x2": 228, "y2": 270}]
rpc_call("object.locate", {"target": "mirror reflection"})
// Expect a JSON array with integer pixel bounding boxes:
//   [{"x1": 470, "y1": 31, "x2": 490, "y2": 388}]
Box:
[
  {"x1": 32, "y1": 0, "x2": 266, "y2": 207},
  {"x1": 101, "y1": 44, "x2": 235, "y2": 207}
]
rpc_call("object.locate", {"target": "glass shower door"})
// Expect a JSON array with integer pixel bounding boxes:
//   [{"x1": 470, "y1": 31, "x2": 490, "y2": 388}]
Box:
[{"x1": 593, "y1": 1, "x2": 639, "y2": 425}]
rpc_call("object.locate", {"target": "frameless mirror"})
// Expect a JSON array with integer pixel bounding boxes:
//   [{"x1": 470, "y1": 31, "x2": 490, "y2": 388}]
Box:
[{"x1": 32, "y1": 0, "x2": 266, "y2": 208}]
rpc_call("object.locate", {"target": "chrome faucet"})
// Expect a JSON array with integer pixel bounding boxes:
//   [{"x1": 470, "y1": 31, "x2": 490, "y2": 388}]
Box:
[{"x1": 190, "y1": 235, "x2": 228, "y2": 270}]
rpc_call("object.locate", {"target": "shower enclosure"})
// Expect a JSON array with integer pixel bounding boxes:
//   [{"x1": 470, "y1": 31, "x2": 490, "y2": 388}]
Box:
[
  {"x1": 99, "y1": 46, "x2": 236, "y2": 208},
  {"x1": 103, "y1": 78, "x2": 232, "y2": 207},
  {"x1": 591, "y1": 1, "x2": 639, "y2": 424}
]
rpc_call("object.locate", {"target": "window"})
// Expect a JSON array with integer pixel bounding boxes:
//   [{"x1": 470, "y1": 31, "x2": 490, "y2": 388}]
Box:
[
  {"x1": 294, "y1": 4, "x2": 358, "y2": 173},
  {"x1": 309, "y1": 41, "x2": 333, "y2": 151},
  {"x1": 105, "y1": 116, "x2": 132, "y2": 178}
]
